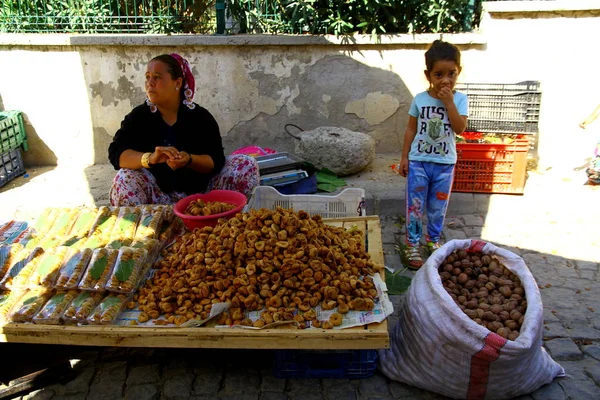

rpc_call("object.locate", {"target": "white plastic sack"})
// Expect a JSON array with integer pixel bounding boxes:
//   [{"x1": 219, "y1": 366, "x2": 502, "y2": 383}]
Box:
[{"x1": 379, "y1": 239, "x2": 564, "y2": 400}]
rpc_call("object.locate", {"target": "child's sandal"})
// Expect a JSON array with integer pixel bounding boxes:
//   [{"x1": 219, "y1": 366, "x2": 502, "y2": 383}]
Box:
[{"x1": 404, "y1": 246, "x2": 423, "y2": 269}]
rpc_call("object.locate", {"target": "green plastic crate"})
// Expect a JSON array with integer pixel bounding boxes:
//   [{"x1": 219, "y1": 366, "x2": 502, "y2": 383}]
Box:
[{"x1": 0, "y1": 111, "x2": 28, "y2": 153}]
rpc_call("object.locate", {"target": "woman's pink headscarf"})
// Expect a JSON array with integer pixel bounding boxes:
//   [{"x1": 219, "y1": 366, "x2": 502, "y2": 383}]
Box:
[{"x1": 170, "y1": 53, "x2": 196, "y2": 109}]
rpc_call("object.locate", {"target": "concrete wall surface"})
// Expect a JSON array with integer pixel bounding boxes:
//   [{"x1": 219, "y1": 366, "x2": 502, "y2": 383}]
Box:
[{"x1": 0, "y1": 1, "x2": 598, "y2": 171}]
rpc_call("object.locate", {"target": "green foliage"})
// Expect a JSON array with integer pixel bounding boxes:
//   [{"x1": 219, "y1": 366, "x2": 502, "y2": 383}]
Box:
[
  {"x1": 385, "y1": 270, "x2": 412, "y2": 295},
  {"x1": 0, "y1": 0, "x2": 479, "y2": 34},
  {"x1": 227, "y1": 0, "x2": 479, "y2": 35},
  {"x1": 0, "y1": 0, "x2": 216, "y2": 33}
]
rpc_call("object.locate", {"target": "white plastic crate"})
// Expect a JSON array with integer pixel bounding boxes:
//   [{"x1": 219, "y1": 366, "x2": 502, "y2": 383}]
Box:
[{"x1": 244, "y1": 186, "x2": 366, "y2": 218}]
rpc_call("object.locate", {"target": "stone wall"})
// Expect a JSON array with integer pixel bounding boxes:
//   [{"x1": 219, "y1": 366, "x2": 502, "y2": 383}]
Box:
[{"x1": 0, "y1": 1, "x2": 598, "y2": 172}]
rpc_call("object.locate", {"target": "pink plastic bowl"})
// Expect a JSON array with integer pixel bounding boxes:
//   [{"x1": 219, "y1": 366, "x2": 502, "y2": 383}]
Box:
[{"x1": 174, "y1": 190, "x2": 248, "y2": 230}]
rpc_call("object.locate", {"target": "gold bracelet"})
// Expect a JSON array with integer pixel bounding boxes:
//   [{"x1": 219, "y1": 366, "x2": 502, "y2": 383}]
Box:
[{"x1": 141, "y1": 152, "x2": 152, "y2": 168}]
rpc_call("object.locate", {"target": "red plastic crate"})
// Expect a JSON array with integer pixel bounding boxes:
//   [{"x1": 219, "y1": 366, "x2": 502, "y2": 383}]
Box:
[{"x1": 453, "y1": 139, "x2": 528, "y2": 194}]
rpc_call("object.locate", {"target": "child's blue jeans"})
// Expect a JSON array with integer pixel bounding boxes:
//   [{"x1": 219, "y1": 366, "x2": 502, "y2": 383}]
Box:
[{"x1": 405, "y1": 160, "x2": 455, "y2": 246}]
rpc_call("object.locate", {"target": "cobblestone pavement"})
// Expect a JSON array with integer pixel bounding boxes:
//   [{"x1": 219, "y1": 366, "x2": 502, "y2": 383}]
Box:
[{"x1": 1, "y1": 163, "x2": 599, "y2": 400}]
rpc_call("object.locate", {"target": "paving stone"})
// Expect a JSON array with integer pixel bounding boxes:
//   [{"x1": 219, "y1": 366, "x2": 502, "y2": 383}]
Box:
[
  {"x1": 86, "y1": 382, "x2": 124, "y2": 400},
  {"x1": 461, "y1": 215, "x2": 485, "y2": 227},
  {"x1": 162, "y1": 358, "x2": 190, "y2": 379},
  {"x1": 95, "y1": 361, "x2": 127, "y2": 383},
  {"x1": 582, "y1": 345, "x2": 600, "y2": 361},
  {"x1": 124, "y1": 383, "x2": 160, "y2": 400},
  {"x1": 543, "y1": 322, "x2": 571, "y2": 339},
  {"x1": 286, "y1": 379, "x2": 321, "y2": 400},
  {"x1": 556, "y1": 266, "x2": 580, "y2": 279},
  {"x1": 383, "y1": 248, "x2": 402, "y2": 273},
  {"x1": 323, "y1": 384, "x2": 359, "y2": 400},
  {"x1": 543, "y1": 308, "x2": 560, "y2": 323},
  {"x1": 259, "y1": 393, "x2": 288, "y2": 400},
  {"x1": 358, "y1": 373, "x2": 390, "y2": 397},
  {"x1": 530, "y1": 380, "x2": 566, "y2": 400},
  {"x1": 463, "y1": 226, "x2": 483, "y2": 238},
  {"x1": 192, "y1": 366, "x2": 223, "y2": 395},
  {"x1": 558, "y1": 378, "x2": 600, "y2": 399},
  {"x1": 559, "y1": 360, "x2": 594, "y2": 381},
  {"x1": 441, "y1": 229, "x2": 467, "y2": 241},
  {"x1": 53, "y1": 395, "x2": 88, "y2": 400},
  {"x1": 388, "y1": 381, "x2": 428, "y2": 398},
  {"x1": 218, "y1": 370, "x2": 260, "y2": 396},
  {"x1": 218, "y1": 395, "x2": 259, "y2": 400},
  {"x1": 189, "y1": 396, "x2": 219, "y2": 400},
  {"x1": 522, "y1": 253, "x2": 549, "y2": 267},
  {"x1": 127, "y1": 364, "x2": 161, "y2": 386},
  {"x1": 584, "y1": 362, "x2": 600, "y2": 386},
  {"x1": 544, "y1": 338, "x2": 583, "y2": 361},
  {"x1": 164, "y1": 373, "x2": 194, "y2": 400},
  {"x1": 445, "y1": 217, "x2": 464, "y2": 229},
  {"x1": 260, "y1": 373, "x2": 286, "y2": 393},
  {"x1": 575, "y1": 260, "x2": 599, "y2": 271},
  {"x1": 63, "y1": 366, "x2": 95, "y2": 395},
  {"x1": 579, "y1": 270, "x2": 596, "y2": 280},
  {"x1": 563, "y1": 323, "x2": 600, "y2": 340}
]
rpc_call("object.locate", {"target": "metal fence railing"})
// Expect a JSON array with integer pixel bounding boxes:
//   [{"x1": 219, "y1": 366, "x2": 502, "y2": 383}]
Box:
[
  {"x1": 0, "y1": 0, "x2": 217, "y2": 34},
  {"x1": 0, "y1": 0, "x2": 551, "y2": 35}
]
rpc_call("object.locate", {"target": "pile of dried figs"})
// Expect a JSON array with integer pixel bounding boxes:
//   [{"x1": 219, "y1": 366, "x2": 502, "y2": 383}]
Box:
[{"x1": 439, "y1": 249, "x2": 527, "y2": 340}]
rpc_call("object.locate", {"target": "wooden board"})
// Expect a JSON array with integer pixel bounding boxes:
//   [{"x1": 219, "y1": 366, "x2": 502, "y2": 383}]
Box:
[{"x1": 0, "y1": 216, "x2": 389, "y2": 349}]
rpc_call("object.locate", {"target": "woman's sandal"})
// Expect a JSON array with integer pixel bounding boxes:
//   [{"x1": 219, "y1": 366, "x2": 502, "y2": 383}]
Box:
[{"x1": 404, "y1": 246, "x2": 423, "y2": 269}]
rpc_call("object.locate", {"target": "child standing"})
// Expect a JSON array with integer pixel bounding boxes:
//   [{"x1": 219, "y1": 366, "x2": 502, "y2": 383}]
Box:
[{"x1": 399, "y1": 40, "x2": 469, "y2": 269}]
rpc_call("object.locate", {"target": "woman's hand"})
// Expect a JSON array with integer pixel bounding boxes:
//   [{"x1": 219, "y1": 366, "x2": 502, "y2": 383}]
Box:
[
  {"x1": 167, "y1": 151, "x2": 192, "y2": 170},
  {"x1": 149, "y1": 146, "x2": 181, "y2": 165}
]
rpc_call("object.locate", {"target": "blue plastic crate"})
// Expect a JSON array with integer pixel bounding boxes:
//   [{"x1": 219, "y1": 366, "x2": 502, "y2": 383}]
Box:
[
  {"x1": 273, "y1": 349, "x2": 378, "y2": 379},
  {"x1": 0, "y1": 111, "x2": 28, "y2": 153},
  {"x1": 0, "y1": 148, "x2": 26, "y2": 188}
]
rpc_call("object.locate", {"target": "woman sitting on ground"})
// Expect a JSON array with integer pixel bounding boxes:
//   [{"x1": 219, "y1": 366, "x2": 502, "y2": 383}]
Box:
[{"x1": 108, "y1": 53, "x2": 259, "y2": 206}]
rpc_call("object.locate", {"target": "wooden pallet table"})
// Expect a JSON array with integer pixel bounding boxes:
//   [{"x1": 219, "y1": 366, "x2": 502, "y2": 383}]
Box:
[{"x1": 0, "y1": 216, "x2": 389, "y2": 349}]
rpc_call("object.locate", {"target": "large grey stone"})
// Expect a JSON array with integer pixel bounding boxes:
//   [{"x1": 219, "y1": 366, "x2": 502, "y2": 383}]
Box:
[
  {"x1": 544, "y1": 338, "x2": 583, "y2": 361},
  {"x1": 86, "y1": 382, "x2": 124, "y2": 400},
  {"x1": 124, "y1": 384, "x2": 160, "y2": 400},
  {"x1": 530, "y1": 380, "x2": 566, "y2": 400},
  {"x1": 192, "y1": 366, "x2": 223, "y2": 395},
  {"x1": 218, "y1": 370, "x2": 260, "y2": 396},
  {"x1": 582, "y1": 345, "x2": 600, "y2": 361},
  {"x1": 163, "y1": 373, "x2": 194, "y2": 400},
  {"x1": 126, "y1": 364, "x2": 161, "y2": 386},
  {"x1": 584, "y1": 362, "x2": 600, "y2": 385},
  {"x1": 558, "y1": 378, "x2": 600, "y2": 399},
  {"x1": 64, "y1": 366, "x2": 95, "y2": 395},
  {"x1": 95, "y1": 361, "x2": 127, "y2": 383},
  {"x1": 358, "y1": 373, "x2": 391, "y2": 397},
  {"x1": 294, "y1": 126, "x2": 375, "y2": 176},
  {"x1": 287, "y1": 379, "x2": 321, "y2": 400}
]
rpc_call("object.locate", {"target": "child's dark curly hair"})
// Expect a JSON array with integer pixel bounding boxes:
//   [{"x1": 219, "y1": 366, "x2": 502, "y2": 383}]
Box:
[{"x1": 425, "y1": 40, "x2": 461, "y2": 71}]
